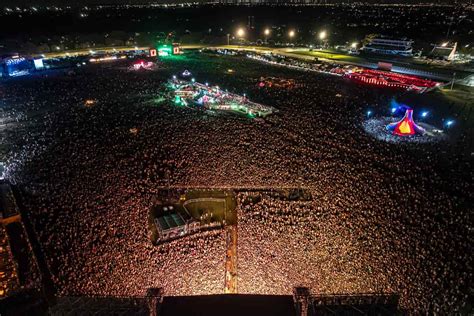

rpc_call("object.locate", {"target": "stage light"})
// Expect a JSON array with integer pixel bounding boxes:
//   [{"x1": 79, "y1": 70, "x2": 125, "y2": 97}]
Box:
[
  {"x1": 391, "y1": 107, "x2": 397, "y2": 114},
  {"x1": 445, "y1": 120, "x2": 454, "y2": 127},
  {"x1": 421, "y1": 111, "x2": 429, "y2": 118},
  {"x1": 191, "y1": 78, "x2": 195, "y2": 82},
  {"x1": 367, "y1": 110, "x2": 372, "y2": 117},
  {"x1": 172, "y1": 75, "x2": 177, "y2": 80}
]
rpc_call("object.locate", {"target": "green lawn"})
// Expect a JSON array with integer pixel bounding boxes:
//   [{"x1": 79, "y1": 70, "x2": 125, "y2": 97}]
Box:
[
  {"x1": 290, "y1": 50, "x2": 362, "y2": 63},
  {"x1": 184, "y1": 190, "x2": 237, "y2": 225}
]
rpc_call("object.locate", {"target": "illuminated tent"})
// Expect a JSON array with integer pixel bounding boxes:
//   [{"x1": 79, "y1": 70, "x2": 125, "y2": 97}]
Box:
[{"x1": 386, "y1": 109, "x2": 425, "y2": 136}]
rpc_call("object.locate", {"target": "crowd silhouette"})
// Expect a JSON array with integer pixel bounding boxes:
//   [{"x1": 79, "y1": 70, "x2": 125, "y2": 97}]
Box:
[{"x1": 1, "y1": 54, "x2": 472, "y2": 314}]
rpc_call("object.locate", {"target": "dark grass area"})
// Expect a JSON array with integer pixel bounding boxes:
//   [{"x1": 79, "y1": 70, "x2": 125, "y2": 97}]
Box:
[{"x1": 184, "y1": 190, "x2": 237, "y2": 225}]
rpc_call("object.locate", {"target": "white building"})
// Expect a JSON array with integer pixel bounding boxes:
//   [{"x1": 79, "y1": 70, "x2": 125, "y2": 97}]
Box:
[{"x1": 362, "y1": 37, "x2": 414, "y2": 57}]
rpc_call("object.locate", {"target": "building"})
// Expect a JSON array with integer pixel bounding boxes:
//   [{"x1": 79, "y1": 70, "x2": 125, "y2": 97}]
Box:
[
  {"x1": 44, "y1": 289, "x2": 400, "y2": 316},
  {"x1": 361, "y1": 36, "x2": 413, "y2": 57},
  {"x1": 429, "y1": 42, "x2": 457, "y2": 61},
  {"x1": 154, "y1": 206, "x2": 200, "y2": 242}
]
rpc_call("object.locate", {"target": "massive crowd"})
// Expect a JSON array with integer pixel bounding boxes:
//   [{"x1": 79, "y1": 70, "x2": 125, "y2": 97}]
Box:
[{"x1": 1, "y1": 53, "x2": 472, "y2": 314}]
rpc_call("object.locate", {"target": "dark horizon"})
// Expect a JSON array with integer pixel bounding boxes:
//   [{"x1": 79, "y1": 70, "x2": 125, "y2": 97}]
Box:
[{"x1": 1, "y1": 0, "x2": 472, "y2": 7}]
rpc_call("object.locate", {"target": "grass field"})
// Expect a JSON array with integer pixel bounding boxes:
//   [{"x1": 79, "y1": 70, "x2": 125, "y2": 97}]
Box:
[
  {"x1": 184, "y1": 190, "x2": 237, "y2": 225},
  {"x1": 290, "y1": 50, "x2": 363, "y2": 63}
]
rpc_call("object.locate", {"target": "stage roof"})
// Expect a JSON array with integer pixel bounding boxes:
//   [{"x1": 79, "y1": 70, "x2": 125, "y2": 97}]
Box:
[{"x1": 160, "y1": 294, "x2": 297, "y2": 316}]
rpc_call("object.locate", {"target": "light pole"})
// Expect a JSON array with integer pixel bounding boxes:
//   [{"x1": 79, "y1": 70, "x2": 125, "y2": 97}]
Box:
[
  {"x1": 319, "y1": 30, "x2": 327, "y2": 48},
  {"x1": 289, "y1": 30, "x2": 295, "y2": 44},
  {"x1": 264, "y1": 28, "x2": 270, "y2": 44},
  {"x1": 236, "y1": 28, "x2": 245, "y2": 46},
  {"x1": 451, "y1": 72, "x2": 456, "y2": 90}
]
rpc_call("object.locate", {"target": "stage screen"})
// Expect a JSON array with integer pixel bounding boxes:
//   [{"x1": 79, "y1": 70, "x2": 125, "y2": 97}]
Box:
[
  {"x1": 5, "y1": 57, "x2": 30, "y2": 76},
  {"x1": 34, "y1": 59, "x2": 44, "y2": 70}
]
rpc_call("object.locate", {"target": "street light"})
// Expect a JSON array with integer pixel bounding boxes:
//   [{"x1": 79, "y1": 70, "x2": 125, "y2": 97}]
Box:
[
  {"x1": 264, "y1": 28, "x2": 270, "y2": 41},
  {"x1": 319, "y1": 30, "x2": 327, "y2": 40},
  {"x1": 319, "y1": 30, "x2": 327, "y2": 48},
  {"x1": 236, "y1": 28, "x2": 245, "y2": 38},
  {"x1": 289, "y1": 30, "x2": 295, "y2": 38},
  {"x1": 264, "y1": 28, "x2": 271, "y2": 44},
  {"x1": 351, "y1": 42, "x2": 358, "y2": 49}
]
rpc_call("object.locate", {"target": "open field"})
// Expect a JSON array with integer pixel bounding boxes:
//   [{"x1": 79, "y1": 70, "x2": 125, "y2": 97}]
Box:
[{"x1": 184, "y1": 190, "x2": 237, "y2": 225}]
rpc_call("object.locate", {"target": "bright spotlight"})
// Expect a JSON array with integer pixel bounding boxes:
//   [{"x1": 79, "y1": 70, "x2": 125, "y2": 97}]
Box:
[
  {"x1": 367, "y1": 110, "x2": 372, "y2": 117},
  {"x1": 289, "y1": 30, "x2": 295, "y2": 38},
  {"x1": 236, "y1": 28, "x2": 245, "y2": 37},
  {"x1": 319, "y1": 30, "x2": 327, "y2": 40},
  {"x1": 264, "y1": 28, "x2": 270, "y2": 36},
  {"x1": 446, "y1": 120, "x2": 454, "y2": 127},
  {"x1": 441, "y1": 42, "x2": 449, "y2": 47},
  {"x1": 351, "y1": 42, "x2": 358, "y2": 48},
  {"x1": 391, "y1": 107, "x2": 397, "y2": 114},
  {"x1": 421, "y1": 111, "x2": 429, "y2": 118}
]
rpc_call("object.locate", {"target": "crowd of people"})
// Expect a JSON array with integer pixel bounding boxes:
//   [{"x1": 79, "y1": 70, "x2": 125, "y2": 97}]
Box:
[{"x1": 1, "y1": 52, "x2": 472, "y2": 314}]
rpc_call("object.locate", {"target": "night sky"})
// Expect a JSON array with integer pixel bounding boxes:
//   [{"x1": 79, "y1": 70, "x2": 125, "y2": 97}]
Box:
[{"x1": 1, "y1": 0, "x2": 470, "y2": 7}]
